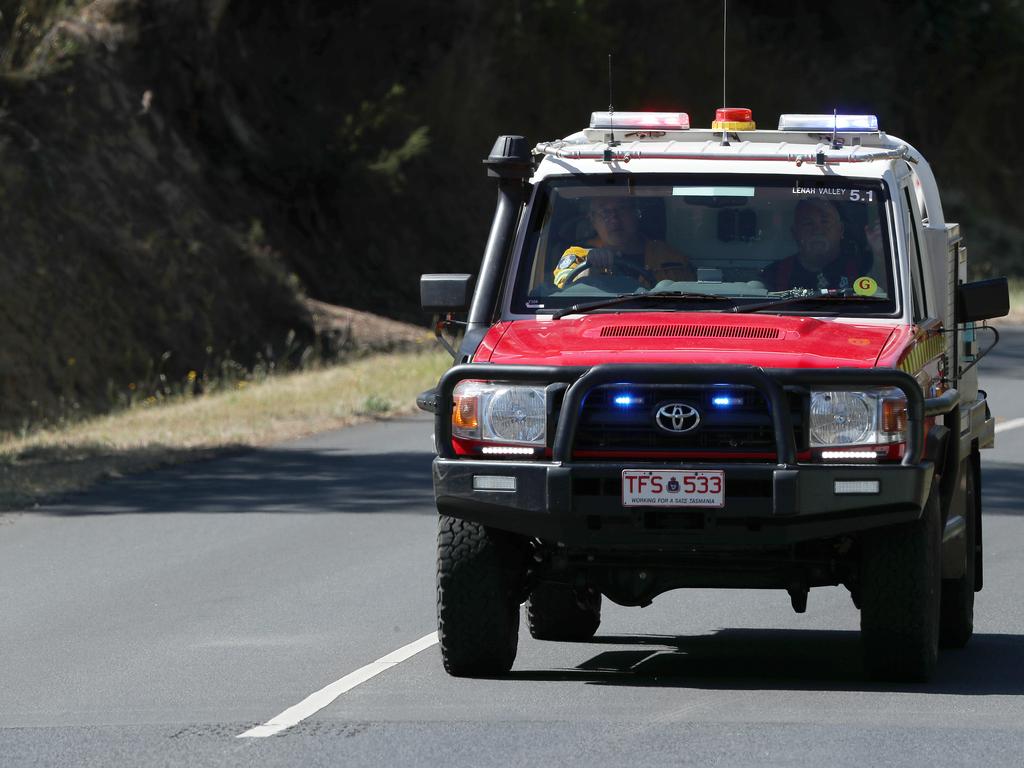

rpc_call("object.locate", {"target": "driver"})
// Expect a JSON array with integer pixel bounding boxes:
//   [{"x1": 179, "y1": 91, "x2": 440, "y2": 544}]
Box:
[{"x1": 553, "y1": 197, "x2": 694, "y2": 289}]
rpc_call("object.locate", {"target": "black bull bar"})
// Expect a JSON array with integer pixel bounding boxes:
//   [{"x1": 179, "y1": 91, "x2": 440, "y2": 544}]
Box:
[{"x1": 434, "y1": 363, "x2": 955, "y2": 466}]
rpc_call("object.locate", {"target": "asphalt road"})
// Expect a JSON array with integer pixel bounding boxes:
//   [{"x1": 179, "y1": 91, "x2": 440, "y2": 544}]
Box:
[{"x1": 2, "y1": 329, "x2": 1024, "y2": 766}]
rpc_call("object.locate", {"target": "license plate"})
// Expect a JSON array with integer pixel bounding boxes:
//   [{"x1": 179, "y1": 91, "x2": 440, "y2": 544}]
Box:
[{"x1": 621, "y1": 470, "x2": 725, "y2": 508}]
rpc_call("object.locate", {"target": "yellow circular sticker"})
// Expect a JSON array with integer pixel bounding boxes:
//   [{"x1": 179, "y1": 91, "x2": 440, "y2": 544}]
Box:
[{"x1": 853, "y1": 276, "x2": 878, "y2": 296}]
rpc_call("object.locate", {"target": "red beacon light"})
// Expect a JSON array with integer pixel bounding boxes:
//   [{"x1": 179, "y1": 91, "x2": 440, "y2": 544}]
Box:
[
  {"x1": 589, "y1": 111, "x2": 691, "y2": 131},
  {"x1": 712, "y1": 107, "x2": 756, "y2": 131}
]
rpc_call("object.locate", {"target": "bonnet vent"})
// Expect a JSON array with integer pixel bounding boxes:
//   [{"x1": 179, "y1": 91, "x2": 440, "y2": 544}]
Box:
[{"x1": 600, "y1": 324, "x2": 781, "y2": 339}]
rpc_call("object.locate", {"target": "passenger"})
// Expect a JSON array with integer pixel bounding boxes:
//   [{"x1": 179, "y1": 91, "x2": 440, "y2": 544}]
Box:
[
  {"x1": 760, "y1": 199, "x2": 873, "y2": 292},
  {"x1": 553, "y1": 197, "x2": 694, "y2": 289}
]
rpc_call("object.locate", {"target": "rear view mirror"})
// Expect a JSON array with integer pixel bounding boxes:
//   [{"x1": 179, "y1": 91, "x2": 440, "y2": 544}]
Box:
[
  {"x1": 716, "y1": 209, "x2": 758, "y2": 242},
  {"x1": 958, "y1": 277, "x2": 1009, "y2": 323},
  {"x1": 421, "y1": 274, "x2": 474, "y2": 313}
]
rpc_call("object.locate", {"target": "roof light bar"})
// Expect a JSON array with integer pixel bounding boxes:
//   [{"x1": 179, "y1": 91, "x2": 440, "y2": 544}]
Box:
[
  {"x1": 778, "y1": 114, "x2": 879, "y2": 132},
  {"x1": 590, "y1": 111, "x2": 690, "y2": 131}
]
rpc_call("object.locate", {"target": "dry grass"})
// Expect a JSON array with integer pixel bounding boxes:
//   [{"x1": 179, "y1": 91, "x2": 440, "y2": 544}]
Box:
[{"x1": 0, "y1": 349, "x2": 450, "y2": 510}]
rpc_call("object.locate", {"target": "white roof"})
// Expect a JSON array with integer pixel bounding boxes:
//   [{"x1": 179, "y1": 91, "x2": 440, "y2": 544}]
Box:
[
  {"x1": 535, "y1": 129, "x2": 908, "y2": 179},
  {"x1": 531, "y1": 127, "x2": 943, "y2": 223}
]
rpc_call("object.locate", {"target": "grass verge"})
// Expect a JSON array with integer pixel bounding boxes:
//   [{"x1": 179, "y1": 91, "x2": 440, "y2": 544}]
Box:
[{"x1": 0, "y1": 349, "x2": 450, "y2": 510}]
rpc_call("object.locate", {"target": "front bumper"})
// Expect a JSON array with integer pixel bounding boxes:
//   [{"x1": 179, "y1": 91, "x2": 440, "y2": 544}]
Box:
[
  {"x1": 431, "y1": 362, "x2": 948, "y2": 549},
  {"x1": 434, "y1": 458, "x2": 934, "y2": 547}
]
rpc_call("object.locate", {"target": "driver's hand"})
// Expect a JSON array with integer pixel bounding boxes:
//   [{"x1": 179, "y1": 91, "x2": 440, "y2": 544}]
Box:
[{"x1": 586, "y1": 248, "x2": 620, "y2": 271}]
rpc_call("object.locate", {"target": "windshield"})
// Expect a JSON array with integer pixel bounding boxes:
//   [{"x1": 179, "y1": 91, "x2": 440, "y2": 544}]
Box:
[{"x1": 509, "y1": 174, "x2": 897, "y2": 316}]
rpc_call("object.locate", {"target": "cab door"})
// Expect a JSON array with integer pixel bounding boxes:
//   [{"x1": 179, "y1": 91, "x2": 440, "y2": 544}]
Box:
[{"x1": 899, "y1": 180, "x2": 929, "y2": 325}]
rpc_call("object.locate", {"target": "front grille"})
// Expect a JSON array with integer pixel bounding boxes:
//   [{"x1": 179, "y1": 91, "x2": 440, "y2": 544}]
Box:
[{"x1": 572, "y1": 384, "x2": 806, "y2": 458}]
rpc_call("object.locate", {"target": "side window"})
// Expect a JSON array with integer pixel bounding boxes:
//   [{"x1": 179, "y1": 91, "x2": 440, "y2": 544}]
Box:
[{"x1": 902, "y1": 186, "x2": 927, "y2": 321}]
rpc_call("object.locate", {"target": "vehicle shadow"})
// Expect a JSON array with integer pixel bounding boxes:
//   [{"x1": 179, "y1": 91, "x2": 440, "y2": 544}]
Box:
[
  {"x1": 35, "y1": 446, "x2": 436, "y2": 516},
  {"x1": 507, "y1": 629, "x2": 1024, "y2": 695}
]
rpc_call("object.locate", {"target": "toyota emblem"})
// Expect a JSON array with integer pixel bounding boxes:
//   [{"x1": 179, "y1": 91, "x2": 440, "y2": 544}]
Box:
[{"x1": 655, "y1": 402, "x2": 701, "y2": 433}]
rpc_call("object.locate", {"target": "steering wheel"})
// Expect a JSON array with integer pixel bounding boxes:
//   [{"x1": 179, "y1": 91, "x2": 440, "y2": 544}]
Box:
[{"x1": 561, "y1": 255, "x2": 655, "y2": 287}]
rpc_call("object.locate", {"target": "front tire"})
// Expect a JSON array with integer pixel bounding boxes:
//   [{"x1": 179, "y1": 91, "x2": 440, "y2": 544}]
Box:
[
  {"x1": 527, "y1": 583, "x2": 601, "y2": 641},
  {"x1": 860, "y1": 481, "x2": 942, "y2": 682},
  {"x1": 436, "y1": 515, "x2": 524, "y2": 677}
]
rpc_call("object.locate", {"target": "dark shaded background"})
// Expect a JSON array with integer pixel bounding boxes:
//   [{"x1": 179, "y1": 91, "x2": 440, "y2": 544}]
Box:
[{"x1": 1, "y1": 0, "x2": 1021, "y2": 429}]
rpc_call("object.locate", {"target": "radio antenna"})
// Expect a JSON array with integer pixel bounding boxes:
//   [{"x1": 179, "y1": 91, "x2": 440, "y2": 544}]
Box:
[
  {"x1": 719, "y1": 0, "x2": 730, "y2": 147},
  {"x1": 722, "y1": 0, "x2": 727, "y2": 108},
  {"x1": 607, "y1": 53, "x2": 618, "y2": 149}
]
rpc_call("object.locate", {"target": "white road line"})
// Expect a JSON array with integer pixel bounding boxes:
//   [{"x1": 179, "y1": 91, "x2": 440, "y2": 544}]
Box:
[
  {"x1": 237, "y1": 631, "x2": 438, "y2": 738},
  {"x1": 995, "y1": 417, "x2": 1024, "y2": 435}
]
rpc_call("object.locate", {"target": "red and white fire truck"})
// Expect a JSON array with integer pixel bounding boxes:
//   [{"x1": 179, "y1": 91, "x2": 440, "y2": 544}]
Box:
[{"x1": 419, "y1": 108, "x2": 1009, "y2": 682}]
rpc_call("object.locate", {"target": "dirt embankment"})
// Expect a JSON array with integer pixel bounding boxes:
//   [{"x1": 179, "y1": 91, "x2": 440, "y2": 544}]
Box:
[
  {"x1": 0, "y1": 2, "x2": 297, "y2": 429},
  {"x1": 0, "y1": 1, "x2": 431, "y2": 432}
]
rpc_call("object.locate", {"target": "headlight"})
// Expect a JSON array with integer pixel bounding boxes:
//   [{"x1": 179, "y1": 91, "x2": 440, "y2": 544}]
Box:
[
  {"x1": 809, "y1": 387, "x2": 907, "y2": 447},
  {"x1": 452, "y1": 381, "x2": 547, "y2": 446}
]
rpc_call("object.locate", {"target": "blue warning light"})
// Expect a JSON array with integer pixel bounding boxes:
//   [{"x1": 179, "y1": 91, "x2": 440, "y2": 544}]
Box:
[
  {"x1": 712, "y1": 395, "x2": 742, "y2": 408},
  {"x1": 613, "y1": 394, "x2": 642, "y2": 407}
]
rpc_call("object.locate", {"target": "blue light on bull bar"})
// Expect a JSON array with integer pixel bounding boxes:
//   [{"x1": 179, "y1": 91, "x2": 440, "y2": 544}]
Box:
[
  {"x1": 778, "y1": 114, "x2": 879, "y2": 132},
  {"x1": 712, "y1": 395, "x2": 743, "y2": 408},
  {"x1": 614, "y1": 393, "x2": 643, "y2": 407}
]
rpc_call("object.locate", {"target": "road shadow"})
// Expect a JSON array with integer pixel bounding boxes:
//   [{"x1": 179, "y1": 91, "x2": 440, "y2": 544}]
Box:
[
  {"x1": 0, "y1": 443, "x2": 234, "y2": 512},
  {"x1": 508, "y1": 629, "x2": 1024, "y2": 695},
  {"x1": 35, "y1": 445, "x2": 435, "y2": 516},
  {"x1": 19, "y1": 448, "x2": 1019, "y2": 517},
  {"x1": 976, "y1": 325, "x2": 1024, "y2": 376},
  {"x1": 980, "y1": 461, "x2": 1024, "y2": 516}
]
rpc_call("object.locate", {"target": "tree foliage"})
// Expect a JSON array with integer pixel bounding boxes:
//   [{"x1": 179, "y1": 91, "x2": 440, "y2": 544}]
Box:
[{"x1": 0, "y1": 0, "x2": 1021, "y2": 427}]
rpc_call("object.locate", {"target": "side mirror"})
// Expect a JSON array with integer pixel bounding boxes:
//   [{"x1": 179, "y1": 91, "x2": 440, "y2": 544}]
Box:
[
  {"x1": 420, "y1": 273, "x2": 474, "y2": 313},
  {"x1": 958, "y1": 277, "x2": 1009, "y2": 323}
]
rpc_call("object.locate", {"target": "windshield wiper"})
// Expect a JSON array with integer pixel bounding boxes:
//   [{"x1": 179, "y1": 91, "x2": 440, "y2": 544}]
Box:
[
  {"x1": 732, "y1": 288, "x2": 889, "y2": 314},
  {"x1": 552, "y1": 290, "x2": 732, "y2": 320}
]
